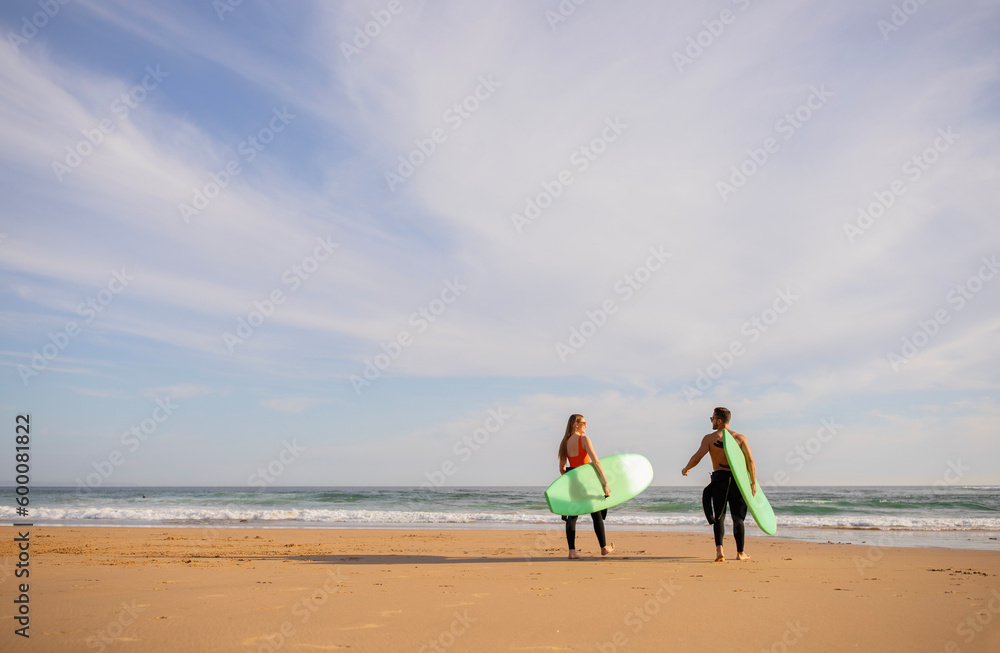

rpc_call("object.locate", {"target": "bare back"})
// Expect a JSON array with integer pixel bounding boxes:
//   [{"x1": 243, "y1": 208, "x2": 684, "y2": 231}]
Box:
[
  {"x1": 704, "y1": 431, "x2": 728, "y2": 470},
  {"x1": 704, "y1": 429, "x2": 749, "y2": 471}
]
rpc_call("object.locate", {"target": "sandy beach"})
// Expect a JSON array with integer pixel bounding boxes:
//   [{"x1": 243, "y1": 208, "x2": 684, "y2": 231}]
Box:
[{"x1": 2, "y1": 526, "x2": 999, "y2": 652}]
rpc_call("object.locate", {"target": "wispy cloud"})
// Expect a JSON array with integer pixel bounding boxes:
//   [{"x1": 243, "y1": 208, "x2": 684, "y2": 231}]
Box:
[
  {"x1": 261, "y1": 396, "x2": 328, "y2": 413},
  {"x1": 141, "y1": 384, "x2": 217, "y2": 400},
  {"x1": 1, "y1": 0, "x2": 997, "y2": 485}
]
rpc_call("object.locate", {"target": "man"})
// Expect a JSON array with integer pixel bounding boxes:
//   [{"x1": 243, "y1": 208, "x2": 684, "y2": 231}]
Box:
[{"x1": 681, "y1": 407, "x2": 756, "y2": 562}]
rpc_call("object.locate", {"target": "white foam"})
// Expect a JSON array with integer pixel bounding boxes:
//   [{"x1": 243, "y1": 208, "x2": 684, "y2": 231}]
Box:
[{"x1": 3, "y1": 506, "x2": 999, "y2": 531}]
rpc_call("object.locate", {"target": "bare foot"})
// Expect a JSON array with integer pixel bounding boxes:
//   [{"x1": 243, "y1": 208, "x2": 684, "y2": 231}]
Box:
[
  {"x1": 568, "y1": 549, "x2": 581, "y2": 560},
  {"x1": 737, "y1": 552, "x2": 751, "y2": 561},
  {"x1": 714, "y1": 554, "x2": 726, "y2": 562},
  {"x1": 601, "y1": 543, "x2": 615, "y2": 556}
]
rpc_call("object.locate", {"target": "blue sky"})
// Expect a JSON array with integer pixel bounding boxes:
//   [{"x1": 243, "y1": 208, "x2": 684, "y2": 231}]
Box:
[{"x1": 1, "y1": 0, "x2": 998, "y2": 488}]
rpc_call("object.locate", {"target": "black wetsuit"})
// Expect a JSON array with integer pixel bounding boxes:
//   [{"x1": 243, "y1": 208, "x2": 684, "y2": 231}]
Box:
[
  {"x1": 702, "y1": 460, "x2": 748, "y2": 552},
  {"x1": 563, "y1": 440, "x2": 609, "y2": 550},
  {"x1": 566, "y1": 508, "x2": 608, "y2": 550}
]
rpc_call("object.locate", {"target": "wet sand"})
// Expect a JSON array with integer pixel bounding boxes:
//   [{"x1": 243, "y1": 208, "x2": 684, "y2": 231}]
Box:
[{"x1": 2, "y1": 526, "x2": 999, "y2": 652}]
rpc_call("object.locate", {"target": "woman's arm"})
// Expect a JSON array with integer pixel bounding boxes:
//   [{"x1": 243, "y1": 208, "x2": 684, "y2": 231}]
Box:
[
  {"x1": 559, "y1": 452, "x2": 568, "y2": 475},
  {"x1": 582, "y1": 436, "x2": 610, "y2": 496}
]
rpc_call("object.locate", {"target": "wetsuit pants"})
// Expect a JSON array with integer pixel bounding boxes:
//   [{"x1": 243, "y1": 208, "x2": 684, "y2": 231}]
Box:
[
  {"x1": 702, "y1": 470, "x2": 747, "y2": 551},
  {"x1": 566, "y1": 509, "x2": 607, "y2": 549}
]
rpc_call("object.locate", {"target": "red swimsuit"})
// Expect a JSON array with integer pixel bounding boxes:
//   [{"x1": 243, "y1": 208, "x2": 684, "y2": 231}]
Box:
[{"x1": 567, "y1": 435, "x2": 591, "y2": 469}]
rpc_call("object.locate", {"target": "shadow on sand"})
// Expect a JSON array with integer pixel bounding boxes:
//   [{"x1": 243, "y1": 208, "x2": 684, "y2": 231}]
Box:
[{"x1": 200, "y1": 553, "x2": 701, "y2": 565}]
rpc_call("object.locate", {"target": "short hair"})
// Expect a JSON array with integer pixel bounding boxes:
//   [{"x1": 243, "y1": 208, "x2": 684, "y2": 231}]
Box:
[{"x1": 713, "y1": 407, "x2": 731, "y2": 425}]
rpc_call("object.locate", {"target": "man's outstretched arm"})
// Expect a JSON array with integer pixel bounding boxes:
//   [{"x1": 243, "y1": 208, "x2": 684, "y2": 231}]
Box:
[{"x1": 682, "y1": 436, "x2": 710, "y2": 476}]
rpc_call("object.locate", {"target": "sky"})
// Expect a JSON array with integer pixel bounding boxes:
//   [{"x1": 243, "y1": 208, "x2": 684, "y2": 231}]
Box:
[{"x1": 0, "y1": 0, "x2": 998, "y2": 489}]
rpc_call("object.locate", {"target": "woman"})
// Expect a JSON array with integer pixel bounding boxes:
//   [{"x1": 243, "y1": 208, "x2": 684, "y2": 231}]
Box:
[{"x1": 558, "y1": 414, "x2": 615, "y2": 559}]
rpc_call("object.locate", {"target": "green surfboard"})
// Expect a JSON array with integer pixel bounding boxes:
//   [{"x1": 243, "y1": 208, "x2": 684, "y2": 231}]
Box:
[
  {"x1": 722, "y1": 429, "x2": 777, "y2": 535},
  {"x1": 545, "y1": 453, "x2": 654, "y2": 516}
]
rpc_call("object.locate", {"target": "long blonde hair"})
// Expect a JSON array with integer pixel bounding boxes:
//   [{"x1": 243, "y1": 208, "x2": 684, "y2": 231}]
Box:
[{"x1": 558, "y1": 414, "x2": 584, "y2": 460}]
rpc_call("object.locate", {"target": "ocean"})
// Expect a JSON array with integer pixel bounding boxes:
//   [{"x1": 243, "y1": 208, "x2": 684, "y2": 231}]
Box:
[{"x1": 5, "y1": 486, "x2": 999, "y2": 550}]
